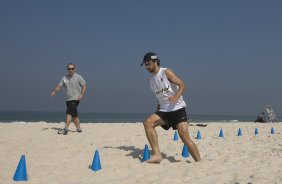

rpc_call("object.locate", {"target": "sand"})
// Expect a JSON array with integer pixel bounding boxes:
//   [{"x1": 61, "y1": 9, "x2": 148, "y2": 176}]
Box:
[{"x1": 0, "y1": 122, "x2": 281, "y2": 184}]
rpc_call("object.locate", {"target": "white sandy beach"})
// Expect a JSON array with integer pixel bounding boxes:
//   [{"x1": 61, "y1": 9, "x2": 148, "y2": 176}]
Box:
[{"x1": 0, "y1": 122, "x2": 281, "y2": 184}]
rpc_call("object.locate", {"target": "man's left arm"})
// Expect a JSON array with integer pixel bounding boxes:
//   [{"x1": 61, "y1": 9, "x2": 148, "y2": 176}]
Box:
[
  {"x1": 78, "y1": 76, "x2": 87, "y2": 101},
  {"x1": 165, "y1": 69, "x2": 186, "y2": 103},
  {"x1": 78, "y1": 84, "x2": 87, "y2": 101}
]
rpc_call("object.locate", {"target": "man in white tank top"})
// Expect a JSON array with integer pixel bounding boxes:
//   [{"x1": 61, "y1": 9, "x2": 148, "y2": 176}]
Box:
[{"x1": 141, "y1": 52, "x2": 201, "y2": 163}]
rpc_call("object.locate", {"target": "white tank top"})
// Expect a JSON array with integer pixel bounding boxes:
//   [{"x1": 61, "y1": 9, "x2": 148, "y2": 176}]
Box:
[{"x1": 149, "y1": 67, "x2": 186, "y2": 112}]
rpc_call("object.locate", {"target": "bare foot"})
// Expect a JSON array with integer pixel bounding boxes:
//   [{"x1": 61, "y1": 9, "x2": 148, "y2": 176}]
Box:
[{"x1": 145, "y1": 154, "x2": 162, "y2": 164}]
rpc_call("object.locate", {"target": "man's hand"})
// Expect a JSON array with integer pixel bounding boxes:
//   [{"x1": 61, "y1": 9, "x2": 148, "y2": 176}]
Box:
[
  {"x1": 78, "y1": 94, "x2": 84, "y2": 101},
  {"x1": 168, "y1": 96, "x2": 179, "y2": 103},
  {"x1": 50, "y1": 91, "x2": 56, "y2": 97}
]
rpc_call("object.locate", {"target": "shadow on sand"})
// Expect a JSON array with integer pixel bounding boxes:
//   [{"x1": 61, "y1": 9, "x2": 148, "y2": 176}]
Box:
[
  {"x1": 43, "y1": 127, "x2": 78, "y2": 133},
  {"x1": 104, "y1": 145, "x2": 182, "y2": 163}
]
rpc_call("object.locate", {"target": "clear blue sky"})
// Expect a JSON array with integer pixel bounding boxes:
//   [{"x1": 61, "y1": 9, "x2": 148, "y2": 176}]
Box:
[{"x1": 0, "y1": 0, "x2": 281, "y2": 116}]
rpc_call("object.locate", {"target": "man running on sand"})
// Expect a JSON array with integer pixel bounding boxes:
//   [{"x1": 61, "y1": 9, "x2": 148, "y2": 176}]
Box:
[{"x1": 141, "y1": 52, "x2": 201, "y2": 163}]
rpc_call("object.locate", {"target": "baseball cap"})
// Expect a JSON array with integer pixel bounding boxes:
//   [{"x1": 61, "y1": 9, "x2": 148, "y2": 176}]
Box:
[{"x1": 141, "y1": 52, "x2": 158, "y2": 66}]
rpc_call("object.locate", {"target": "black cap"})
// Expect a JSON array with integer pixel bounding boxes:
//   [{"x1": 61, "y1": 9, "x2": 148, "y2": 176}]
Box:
[{"x1": 141, "y1": 52, "x2": 158, "y2": 66}]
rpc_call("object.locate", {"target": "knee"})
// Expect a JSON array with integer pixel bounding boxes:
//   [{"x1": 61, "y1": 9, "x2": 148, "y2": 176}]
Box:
[
  {"x1": 143, "y1": 119, "x2": 154, "y2": 129},
  {"x1": 178, "y1": 130, "x2": 190, "y2": 142}
]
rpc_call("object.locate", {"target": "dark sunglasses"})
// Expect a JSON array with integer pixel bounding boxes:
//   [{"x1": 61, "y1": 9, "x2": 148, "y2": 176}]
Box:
[{"x1": 67, "y1": 68, "x2": 75, "y2": 70}]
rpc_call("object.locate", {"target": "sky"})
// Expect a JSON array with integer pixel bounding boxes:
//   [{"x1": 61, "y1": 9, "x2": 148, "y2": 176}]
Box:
[{"x1": 0, "y1": 0, "x2": 281, "y2": 116}]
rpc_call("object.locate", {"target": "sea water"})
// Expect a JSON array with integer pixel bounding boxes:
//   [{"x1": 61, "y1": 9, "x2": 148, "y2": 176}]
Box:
[{"x1": 0, "y1": 111, "x2": 262, "y2": 123}]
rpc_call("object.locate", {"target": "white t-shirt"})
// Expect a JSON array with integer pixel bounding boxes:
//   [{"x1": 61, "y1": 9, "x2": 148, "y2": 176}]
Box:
[{"x1": 149, "y1": 67, "x2": 186, "y2": 112}]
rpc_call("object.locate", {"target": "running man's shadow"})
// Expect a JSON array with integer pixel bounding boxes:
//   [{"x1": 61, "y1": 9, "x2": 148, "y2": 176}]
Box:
[
  {"x1": 40, "y1": 127, "x2": 61, "y2": 131},
  {"x1": 104, "y1": 146, "x2": 180, "y2": 163},
  {"x1": 49, "y1": 127, "x2": 77, "y2": 133}
]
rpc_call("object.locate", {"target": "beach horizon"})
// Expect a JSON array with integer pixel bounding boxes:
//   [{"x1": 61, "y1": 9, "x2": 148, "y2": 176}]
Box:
[{"x1": 0, "y1": 110, "x2": 270, "y2": 123}]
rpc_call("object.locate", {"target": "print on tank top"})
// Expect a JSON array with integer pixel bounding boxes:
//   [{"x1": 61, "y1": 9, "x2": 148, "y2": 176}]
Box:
[{"x1": 149, "y1": 67, "x2": 186, "y2": 112}]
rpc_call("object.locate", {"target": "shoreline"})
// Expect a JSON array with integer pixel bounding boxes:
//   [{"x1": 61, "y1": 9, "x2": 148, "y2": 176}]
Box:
[
  {"x1": 1, "y1": 110, "x2": 272, "y2": 123},
  {"x1": 1, "y1": 121, "x2": 281, "y2": 124}
]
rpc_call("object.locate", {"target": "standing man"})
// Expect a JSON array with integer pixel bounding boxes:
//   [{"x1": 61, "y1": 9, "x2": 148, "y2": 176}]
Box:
[
  {"x1": 141, "y1": 52, "x2": 201, "y2": 163},
  {"x1": 51, "y1": 63, "x2": 87, "y2": 135}
]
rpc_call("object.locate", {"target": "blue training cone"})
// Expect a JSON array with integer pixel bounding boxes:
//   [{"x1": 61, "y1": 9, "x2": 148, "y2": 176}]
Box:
[
  {"x1": 173, "y1": 131, "x2": 179, "y2": 141},
  {"x1": 196, "y1": 130, "x2": 201, "y2": 140},
  {"x1": 13, "y1": 155, "x2": 28, "y2": 181},
  {"x1": 142, "y1": 144, "x2": 150, "y2": 162},
  {"x1": 255, "y1": 128, "x2": 259, "y2": 136},
  {"x1": 91, "y1": 150, "x2": 101, "y2": 172},
  {"x1": 237, "y1": 128, "x2": 242, "y2": 136},
  {"x1": 271, "y1": 127, "x2": 275, "y2": 134},
  {"x1": 219, "y1": 128, "x2": 224, "y2": 138},
  {"x1": 182, "y1": 144, "x2": 189, "y2": 158}
]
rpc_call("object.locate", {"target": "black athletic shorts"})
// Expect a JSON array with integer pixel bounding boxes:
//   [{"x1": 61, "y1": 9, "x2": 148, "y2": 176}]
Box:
[
  {"x1": 66, "y1": 100, "x2": 80, "y2": 117},
  {"x1": 155, "y1": 108, "x2": 188, "y2": 130}
]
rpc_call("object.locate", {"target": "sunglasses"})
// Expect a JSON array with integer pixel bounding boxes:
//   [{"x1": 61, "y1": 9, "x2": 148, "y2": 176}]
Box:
[{"x1": 67, "y1": 68, "x2": 75, "y2": 70}]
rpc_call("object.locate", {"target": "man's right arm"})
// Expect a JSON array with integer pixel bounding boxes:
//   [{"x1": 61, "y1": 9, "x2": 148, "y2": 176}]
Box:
[{"x1": 51, "y1": 85, "x2": 61, "y2": 97}]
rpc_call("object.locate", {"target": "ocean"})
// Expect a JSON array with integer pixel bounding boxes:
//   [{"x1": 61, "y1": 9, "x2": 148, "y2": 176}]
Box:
[{"x1": 0, "y1": 111, "x2": 262, "y2": 123}]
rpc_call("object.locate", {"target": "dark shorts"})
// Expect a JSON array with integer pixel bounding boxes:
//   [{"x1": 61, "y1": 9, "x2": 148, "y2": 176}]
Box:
[
  {"x1": 155, "y1": 108, "x2": 188, "y2": 130},
  {"x1": 66, "y1": 100, "x2": 80, "y2": 117}
]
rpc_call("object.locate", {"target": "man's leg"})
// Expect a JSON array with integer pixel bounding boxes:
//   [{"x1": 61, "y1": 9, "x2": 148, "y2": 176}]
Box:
[
  {"x1": 64, "y1": 101, "x2": 72, "y2": 131},
  {"x1": 58, "y1": 114, "x2": 72, "y2": 135},
  {"x1": 143, "y1": 114, "x2": 164, "y2": 163},
  {"x1": 177, "y1": 122, "x2": 201, "y2": 162},
  {"x1": 73, "y1": 116, "x2": 82, "y2": 132},
  {"x1": 65, "y1": 114, "x2": 72, "y2": 130}
]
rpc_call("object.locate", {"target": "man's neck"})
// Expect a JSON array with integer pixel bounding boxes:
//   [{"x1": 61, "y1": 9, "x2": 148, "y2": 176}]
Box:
[
  {"x1": 67, "y1": 73, "x2": 74, "y2": 78},
  {"x1": 152, "y1": 67, "x2": 160, "y2": 75}
]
